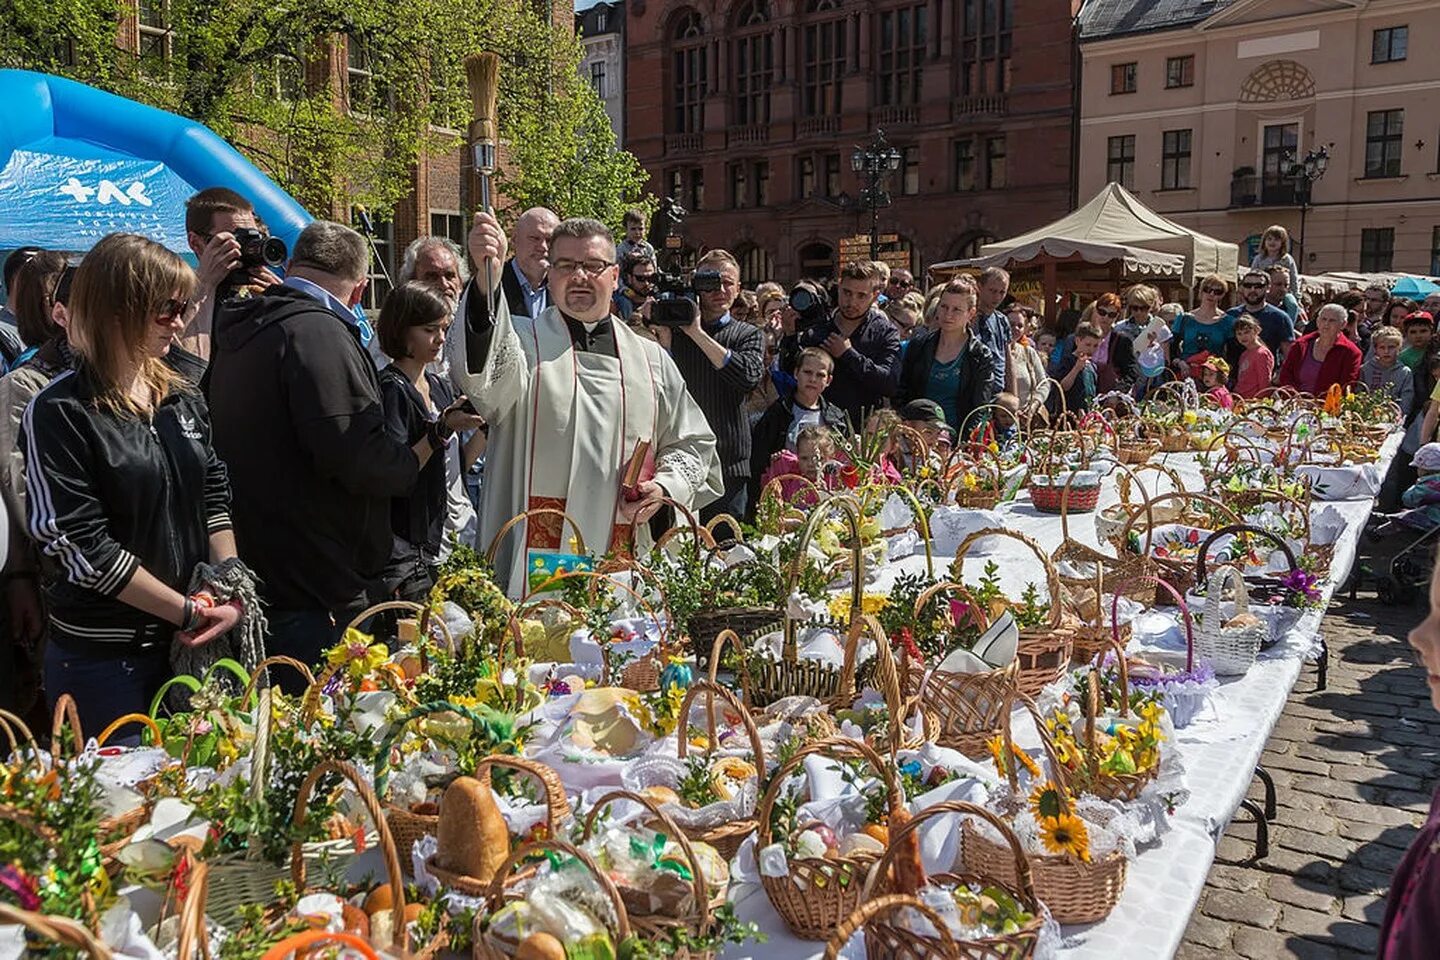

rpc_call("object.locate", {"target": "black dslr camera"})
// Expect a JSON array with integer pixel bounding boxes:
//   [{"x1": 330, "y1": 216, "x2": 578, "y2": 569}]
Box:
[
  {"x1": 789, "y1": 281, "x2": 830, "y2": 332},
  {"x1": 232, "y1": 227, "x2": 287, "y2": 269},
  {"x1": 650, "y1": 267, "x2": 724, "y2": 327}
]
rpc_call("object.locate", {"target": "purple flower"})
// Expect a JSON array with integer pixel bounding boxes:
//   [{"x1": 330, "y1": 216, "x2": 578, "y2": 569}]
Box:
[
  {"x1": 0, "y1": 865, "x2": 40, "y2": 911},
  {"x1": 1280, "y1": 568, "x2": 1322, "y2": 604}
]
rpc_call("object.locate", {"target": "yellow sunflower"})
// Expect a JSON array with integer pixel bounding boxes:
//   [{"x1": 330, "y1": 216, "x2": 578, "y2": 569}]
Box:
[
  {"x1": 1039, "y1": 813, "x2": 1091, "y2": 862},
  {"x1": 1028, "y1": 782, "x2": 1064, "y2": 821}
]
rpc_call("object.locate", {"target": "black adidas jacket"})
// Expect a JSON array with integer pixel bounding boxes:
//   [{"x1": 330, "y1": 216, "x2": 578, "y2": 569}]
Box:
[
  {"x1": 206, "y1": 285, "x2": 419, "y2": 613},
  {"x1": 20, "y1": 366, "x2": 231, "y2": 646}
]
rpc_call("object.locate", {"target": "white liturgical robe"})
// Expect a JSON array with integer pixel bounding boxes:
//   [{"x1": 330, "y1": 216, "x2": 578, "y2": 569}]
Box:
[{"x1": 448, "y1": 283, "x2": 722, "y2": 596}]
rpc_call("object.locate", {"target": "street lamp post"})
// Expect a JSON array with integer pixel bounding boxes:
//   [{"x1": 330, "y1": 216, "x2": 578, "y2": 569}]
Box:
[
  {"x1": 851, "y1": 129, "x2": 902, "y2": 261},
  {"x1": 1287, "y1": 145, "x2": 1330, "y2": 269}
]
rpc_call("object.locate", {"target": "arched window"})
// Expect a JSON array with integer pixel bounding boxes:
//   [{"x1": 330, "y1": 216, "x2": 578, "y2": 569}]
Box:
[
  {"x1": 951, "y1": 231, "x2": 995, "y2": 260},
  {"x1": 801, "y1": 0, "x2": 847, "y2": 116},
  {"x1": 671, "y1": 9, "x2": 707, "y2": 134},
  {"x1": 798, "y1": 241, "x2": 836, "y2": 280},
  {"x1": 731, "y1": 0, "x2": 773, "y2": 126},
  {"x1": 737, "y1": 245, "x2": 775, "y2": 285}
]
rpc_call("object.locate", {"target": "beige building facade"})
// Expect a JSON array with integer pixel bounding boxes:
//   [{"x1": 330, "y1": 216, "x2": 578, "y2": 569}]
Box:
[{"x1": 1077, "y1": 0, "x2": 1440, "y2": 279}]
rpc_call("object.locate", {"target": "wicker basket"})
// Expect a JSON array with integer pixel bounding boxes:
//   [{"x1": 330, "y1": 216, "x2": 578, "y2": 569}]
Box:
[
  {"x1": 850, "y1": 800, "x2": 1047, "y2": 960},
  {"x1": 1194, "y1": 523, "x2": 1303, "y2": 616},
  {"x1": 961, "y1": 696, "x2": 1128, "y2": 925},
  {"x1": 581, "y1": 789, "x2": 725, "y2": 960},
  {"x1": 1076, "y1": 657, "x2": 1159, "y2": 804},
  {"x1": 902, "y1": 581, "x2": 1018, "y2": 758},
  {"x1": 669, "y1": 680, "x2": 766, "y2": 861},
  {"x1": 421, "y1": 754, "x2": 571, "y2": 896},
  {"x1": 823, "y1": 896, "x2": 964, "y2": 960},
  {"x1": 1117, "y1": 491, "x2": 1241, "y2": 606},
  {"x1": 756, "y1": 737, "x2": 901, "y2": 941},
  {"x1": 952, "y1": 528, "x2": 1074, "y2": 698},
  {"x1": 203, "y1": 684, "x2": 374, "y2": 923},
  {"x1": 472, "y1": 838, "x2": 630, "y2": 960},
  {"x1": 1193, "y1": 565, "x2": 1267, "y2": 677},
  {"x1": 0, "y1": 904, "x2": 114, "y2": 959},
  {"x1": 727, "y1": 496, "x2": 877, "y2": 709}
]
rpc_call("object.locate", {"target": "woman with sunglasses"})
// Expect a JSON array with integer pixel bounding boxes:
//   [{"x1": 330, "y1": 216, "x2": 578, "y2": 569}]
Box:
[
  {"x1": 1171, "y1": 274, "x2": 1235, "y2": 375},
  {"x1": 1079, "y1": 292, "x2": 1139, "y2": 393},
  {"x1": 20, "y1": 233, "x2": 240, "y2": 737}
]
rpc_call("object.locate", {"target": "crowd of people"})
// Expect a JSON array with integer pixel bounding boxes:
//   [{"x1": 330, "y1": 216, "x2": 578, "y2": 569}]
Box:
[{"x1": 1, "y1": 200, "x2": 1436, "y2": 740}]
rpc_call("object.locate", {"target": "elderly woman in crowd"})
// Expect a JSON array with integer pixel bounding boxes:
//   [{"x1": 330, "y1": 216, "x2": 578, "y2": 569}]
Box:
[
  {"x1": 1278, "y1": 302, "x2": 1361, "y2": 396},
  {"x1": 1006, "y1": 303, "x2": 1049, "y2": 423}
]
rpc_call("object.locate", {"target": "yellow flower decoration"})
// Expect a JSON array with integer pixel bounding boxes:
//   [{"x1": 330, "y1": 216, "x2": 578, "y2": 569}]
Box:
[
  {"x1": 1138, "y1": 701, "x2": 1165, "y2": 726},
  {"x1": 326, "y1": 629, "x2": 389, "y2": 680},
  {"x1": 1040, "y1": 812, "x2": 1091, "y2": 861},
  {"x1": 1028, "y1": 782, "x2": 1064, "y2": 821},
  {"x1": 827, "y1": 593, "x2": 890, "y2": 624}
]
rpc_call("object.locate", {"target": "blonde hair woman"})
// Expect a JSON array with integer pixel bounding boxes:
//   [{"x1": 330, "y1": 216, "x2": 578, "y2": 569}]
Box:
[
  {"x1": 22, "y1": 233, "x2": 240, "y2": 739},
  {"x1": 897, "y1": 276, "x2": 999, "y2": 432}
]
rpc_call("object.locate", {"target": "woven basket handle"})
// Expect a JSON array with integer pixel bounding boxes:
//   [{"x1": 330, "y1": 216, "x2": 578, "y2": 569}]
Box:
[
  {"x1": 676, "y1": 679, "x2": 766, "y2": 774},
  {"x1": 580, "y1": 788, "x2": 709, "y2": 928},
  {"x1": 242, "y1": 655, "x2": 317, "y2": 703},
  {"x1": 1112, "y1": 575, "x2": 1194, "y2": 672},
  {"x1": 477, "y1": 838, "x2": 630, "y2": 940},
  {"x1": 175, "y1": 859, "x2": 211, "y2": 960},
  {"x1": 860, "y1": 799, "x2": 1039, "y2": 906},
  {"x1": 49, "y1": 692, "x2": 84, "y2": 762},
  {"x1": 543, "y1": 568, "x2": 671, "y2": 652},
  {"x1": 1195, "y1": 522, "x2": 1298, "y2": 586},
  {"x1": 484, "y1": 506, "x2": 588, "y2": 572},
  {"x1": 472, "y1": 754, "x2": 572, "y2": 834},
  {"x1": 1120, "y1": 490, "x2": 1240, "y2": 556},
  {"x1": 786, "y1": 495, "x2": 866, "y2": 664},
  {"x1": 95, "y1": 713, "x2": 163, "y2": 748},
  {"x1": 998, "y1": 694, "x2": 1076, "y2": 814},
  {"x1": 823, "y1": 894, "x2": 958, "y2": 960},
  {"x1": 288, "y1": 759, "x2": 406, "y2": 949},
  {"x1": 755, "y1": 736, "x2": 901, "y2": 849},
  {"x1": 0, "y1": 904, "x2": 114, "y2": 959},
  {"x1": 0, "y1": 708, "x2": 41, "y2": 769},
  {"x1": 1204, "y1": 564, "x2": 1252, "y2": 621},
  {"x1": 258, "y1": 931, "x2": 380, "y2": 960},
  {"x1": 951, "y1": 526, "x2": 1064, "y2": 630},
  {"x1": 373, "y1": 700, "x2": 490, "y2": 797}
]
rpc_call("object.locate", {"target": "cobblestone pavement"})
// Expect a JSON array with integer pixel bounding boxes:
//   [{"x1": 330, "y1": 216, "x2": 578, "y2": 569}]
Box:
[{"x1": 1177, "y1": 584, "x2": 1435, "y2": 959}]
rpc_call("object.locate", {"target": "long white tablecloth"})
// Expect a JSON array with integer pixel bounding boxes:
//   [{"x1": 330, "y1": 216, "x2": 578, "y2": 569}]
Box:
[{"x1": 724, "y1": 434, "x2": 1400, "y2": 960}]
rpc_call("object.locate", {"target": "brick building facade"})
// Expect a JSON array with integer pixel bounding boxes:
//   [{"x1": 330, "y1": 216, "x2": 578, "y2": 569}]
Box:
[{"x1": 624, "y1": 0, "x2": 1079, "y2": 284}]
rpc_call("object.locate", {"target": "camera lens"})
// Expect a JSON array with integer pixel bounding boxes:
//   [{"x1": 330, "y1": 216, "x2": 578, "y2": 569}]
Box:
[
  {"x1": 261, "y1": 237, "x2": 288, "y2": 267},
  {"x1": 790, "y1": 288, "x2": 814, "y2": 313}
]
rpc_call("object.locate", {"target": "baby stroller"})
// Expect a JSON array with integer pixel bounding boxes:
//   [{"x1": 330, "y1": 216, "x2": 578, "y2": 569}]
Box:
[{"x1": 1356, "y1": 473, "x2": 1440, "y2": 603}]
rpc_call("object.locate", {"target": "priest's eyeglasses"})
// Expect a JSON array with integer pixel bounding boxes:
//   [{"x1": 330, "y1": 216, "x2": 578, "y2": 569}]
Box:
[{"x1": 551, "y1": 258, "x2": 616, "y2": 277}]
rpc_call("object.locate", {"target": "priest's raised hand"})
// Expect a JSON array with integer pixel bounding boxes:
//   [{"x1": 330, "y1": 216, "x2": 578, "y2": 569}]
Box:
[{"x1": 466, "y1": 211, "x2": 509, "y2": 294}]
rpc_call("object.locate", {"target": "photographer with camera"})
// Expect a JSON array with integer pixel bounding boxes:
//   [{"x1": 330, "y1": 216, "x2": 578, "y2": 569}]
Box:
[
  {"x1": 180, "y1": 188, "x2": 283, "y2": 377},
  {"x1": 649, "y1": 249, "x2": 765, "y2": 523},
  {"x1": 794, "y1": 260, "x2": 901, "y2": 428}
]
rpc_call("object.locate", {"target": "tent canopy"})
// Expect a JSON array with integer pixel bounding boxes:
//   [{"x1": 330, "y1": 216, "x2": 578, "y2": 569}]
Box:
[
  {"x1": 0, "y1": 70, "x2": 310, "y2": 257},
  {"x1": 941, "y1": 182, "x2": 1238, "y2": 285}
]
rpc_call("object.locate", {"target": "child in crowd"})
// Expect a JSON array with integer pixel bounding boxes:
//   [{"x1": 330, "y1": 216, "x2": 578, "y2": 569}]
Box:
[
  {"x1": 863, "y1": 409, "x2": 907, "y2": 485},
  {"x1": 1232, "y1": 315, "x2": 1275, "y2": 399},
  {"x1": 992, "y1": 391, "x2": 1022, "y2": 449},
  {"x1": 758, "y1": 424, "x2": 846, "y2": 509},
  {"x1": 899, "y1": 398, "x2": 954, "y2": 472},
  {"x1": 1200, "y1": 356, "x2": 1234, "y2": 410},
  {"x1": 1035, "y1": 330, "x2": 1057, "y2": 366},
  {"x1": 1360, "y1": 326, "x2": 1416, "y2": 414},
  {"x1": 1401, "y1": 312, "x2": 1435, "y2": 373},
  {"x1": 1049, "y1": 322, "x2": 1100, "y2": 415}
]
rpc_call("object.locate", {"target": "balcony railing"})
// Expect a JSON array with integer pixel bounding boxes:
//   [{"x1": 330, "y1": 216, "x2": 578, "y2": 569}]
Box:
[
  {"x1": 1229, "y1": 174, "x2": 1299, "y2": 208},
  {"x1": 728, "y1": 123, "x2": 770, "y2": 146},
  {"x1": 872, "y1": 105, "x2": 919, "y2": 126},
  {"x1": 665, "y1": 132, "x2": 703, "y2": 154},
  {"x1": 798, "y1": 115, "x2": 840, "y2": 137},
  {"x1": 953, "y1": 93, "x2": 1008, "y2": 121}
]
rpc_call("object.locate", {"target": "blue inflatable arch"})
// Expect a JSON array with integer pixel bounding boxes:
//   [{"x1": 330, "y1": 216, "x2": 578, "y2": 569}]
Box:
[{"x1": 0, "y1": 69, "x2": 311, "y2": 257}]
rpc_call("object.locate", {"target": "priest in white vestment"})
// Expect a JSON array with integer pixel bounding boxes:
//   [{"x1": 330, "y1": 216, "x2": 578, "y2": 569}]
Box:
[{"x1": 448, "y1": 213, "x2": 722, "y2": 596}]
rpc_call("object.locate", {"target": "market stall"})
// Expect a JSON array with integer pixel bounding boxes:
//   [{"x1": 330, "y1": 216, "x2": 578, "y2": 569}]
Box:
[
  {"x1": 0, "y1": 388, "x2": 1404, "y2": 960},
  {"x1": 930, "y1": 183, "x2": 1240, "y2": 322}
]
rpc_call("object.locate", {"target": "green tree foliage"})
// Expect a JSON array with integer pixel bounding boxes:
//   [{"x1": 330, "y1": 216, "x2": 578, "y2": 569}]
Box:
[{"x1": 0, "y1": 0, "x2": 652, "y2": 226}]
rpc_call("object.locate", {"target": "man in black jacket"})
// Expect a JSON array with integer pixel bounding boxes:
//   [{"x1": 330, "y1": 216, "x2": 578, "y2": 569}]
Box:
[
  {"x1": 651, "y1": 249, "x2": 764, "y2": 525},
  {"x1": 498, "y1": 207, "x2": 559, "y2": 320},
  {"x1": 206, "y1": 221, "x2": 426, "y2": 684},
  {"x1": 797, "y1": 260, "x2": 901, "y2": 427}
]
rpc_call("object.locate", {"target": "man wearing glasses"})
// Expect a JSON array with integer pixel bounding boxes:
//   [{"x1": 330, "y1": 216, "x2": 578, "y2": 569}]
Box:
[
  {"x1": 650, "y1": 249, "x2": 765, "y2": 526},
  {"x1": 612, "y1": 252, "x2": 658, "y2": 324},
  {"x1": 449, "y1": 215, "x2": 721, "y2": 596},
  {"x1": 883, "y1": 268, "x2": 915, "y2": 304},
  {"x1": 1363, "y1": 283, "x2": 1391, "y2": 327},
  {"x1": 1227, "y1": 268, "x2": 1295, "y2": 362}
]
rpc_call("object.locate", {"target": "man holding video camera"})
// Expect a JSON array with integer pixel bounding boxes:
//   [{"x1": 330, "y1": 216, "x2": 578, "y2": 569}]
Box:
[
  {"x1": 179, "y1": 187, "x2": 283, "y2": 377},
  {"x1": 649, "y1": 249, "x2": 764, "y2": 523}
]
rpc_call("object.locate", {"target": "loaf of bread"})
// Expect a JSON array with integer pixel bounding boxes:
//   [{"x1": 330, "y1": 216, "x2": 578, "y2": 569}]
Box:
[{"x1": 432, "y1": 775, "x2": 510, "y2": 885}]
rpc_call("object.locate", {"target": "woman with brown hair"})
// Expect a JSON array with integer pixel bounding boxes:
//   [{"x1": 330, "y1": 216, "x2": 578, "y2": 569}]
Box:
[
  {"x1": 21, "y1": 233, "x2": 240, "y2": 736},
  {"x1": 896, "y1": 277, "x2": 998, "y2": 432}
]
